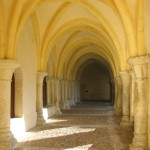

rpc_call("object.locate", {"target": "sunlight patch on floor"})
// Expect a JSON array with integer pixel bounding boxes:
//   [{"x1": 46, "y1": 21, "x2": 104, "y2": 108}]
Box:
[
  {"x1": 65, "y1": 144, "x2": 93, "y2": 150},
  {"x1": 17, "y1": 126, "x2": 95, "y2": 142}
]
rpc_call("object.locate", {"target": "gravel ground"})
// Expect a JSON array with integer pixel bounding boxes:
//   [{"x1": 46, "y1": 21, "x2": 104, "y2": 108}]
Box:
[{"x1": 15, "y1": 102, "x2": 133, "y2": 150}]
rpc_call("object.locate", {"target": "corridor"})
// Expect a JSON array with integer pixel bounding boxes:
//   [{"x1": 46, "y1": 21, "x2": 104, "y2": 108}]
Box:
[{"x1": 15, "y1": 102, "x2": 133, "y2": 150}]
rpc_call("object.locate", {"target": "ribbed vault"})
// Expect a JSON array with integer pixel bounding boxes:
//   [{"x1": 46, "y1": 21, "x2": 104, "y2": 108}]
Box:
[{"x1": 0, "y1": 0, "x2": 146, "y2": 76}]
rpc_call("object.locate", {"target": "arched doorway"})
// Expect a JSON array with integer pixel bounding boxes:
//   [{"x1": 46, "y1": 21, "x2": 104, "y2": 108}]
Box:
[
  {"x1": 43, "y1": 77, "x2": 47, "y2": 106},
  {"x1": 10, "y1": 67, "x2": 23, "y2": 118},
  {"x1": 79, "y1": 60, "x2": 114, "y2": 103},
  {"x1": 11, "y1": 74, "x2": 15, "y2": 118}
]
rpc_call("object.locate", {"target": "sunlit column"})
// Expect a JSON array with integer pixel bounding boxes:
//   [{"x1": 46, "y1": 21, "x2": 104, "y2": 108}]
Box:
[
  {"x1": 129, "y1": 55, "x2": 148, "y2": 150},
  {"x1": 129, "y1": 70, "x2": 135, "y2": 126},
  {"x1": 0, "y1": 60, "x2": 20, "y2": 150},
  {"x1": 36, "y1": 72, "x2": 47, "y2": 126},
  {"x1": 119, "y1": 71, "x2": 131, "y2": 127},
  {"x1": 115, "y1": 76, "x2": 122, "y2": 115}
]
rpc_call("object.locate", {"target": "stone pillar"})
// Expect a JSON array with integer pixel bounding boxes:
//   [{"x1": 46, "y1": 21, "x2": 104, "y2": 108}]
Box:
[
  {"x1": 119, "y1": 71, "x2": 131, "y2": 127},
  {"x1": 74, "y1": 81, "x2": 78, "y2": 103},
  {"x1": 67, "y1": 80, "x2": 71, "y2": 105},
  {"x1": 77, "y1": 81, "x2": 81, "y2": 103},
  {"x1": 71, "y1": 81, "x2": 76, "y2": 105},
  {"x1": 54, "y1": 79, "x2": 62, "y2": 114},
  {"x1": 64, "y1": 80, "x2": 70, "y2": 109},
  {"x1": 61, "y1": 80, "x2": 65, "y2": 109},
  {"x1": 128, "y1": 55, "x2": 148, "y2": 150},
  {"x1": 115, "y1": 77, "x2": 123, "y2": 115},
  {"x1": 0, "y1": 60, "x2": 20, "y2": 150},
  {"x1": 129, "y1": 70, "x2": 135, "y2": 126},
  {"x1": 113, "y1": 78, "x2": 118, "y2": 110},
  {"x1": 36, "y1": 72, "x2": 47, "y2": 126}
]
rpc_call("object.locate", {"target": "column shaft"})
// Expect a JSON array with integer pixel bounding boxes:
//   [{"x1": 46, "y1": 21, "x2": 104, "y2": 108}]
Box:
[
  {"x1": 36, "y1": 72, "x2": 47, "y2": 126},
  {"x1": 129, "y1": 55, "x2": 148, "y2": 150},
  {"x1": 115, "y1": 77, "x2": 123, "y2": 115},
  {"x1": 0, "y1": 60, "x2": 20, "y2": 150},
  {"x1": 120, "y1": 71, "x2": 131, "y2": 127}
]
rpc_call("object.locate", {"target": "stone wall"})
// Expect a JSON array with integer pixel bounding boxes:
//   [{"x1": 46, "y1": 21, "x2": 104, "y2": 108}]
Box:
[{"x1": 80, "y1": 62, "x2": 111, "y2": 102}]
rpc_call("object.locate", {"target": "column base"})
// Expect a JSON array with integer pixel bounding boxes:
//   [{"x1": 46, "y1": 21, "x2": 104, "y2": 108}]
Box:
[
  {"x1": 63, "y1": 102, "x2": 70, "y2": 110},
  {"x1": 75, "y1": 98, "x2": 78, "y2": 103},
  {"x1": 55, "y1": 106, "x2": 62, "y2": 115},
  {"x1": 37, "y1": 113, "x2": 46, "y2": 126},
  {"x1": 115, "y1": 107, "x2": 122, "y2": 115},
  {"x1": 0, "y1": 129, "x2": 17, "y2": 150},
  {"x1": 120, "y1": 116, "x2": 131, "y2": 127},
  {"x1": 130, "y1": 134, "x2": 148, "y2": 150},
  {"x1": 130, "y1": 116, "x2": 134, "y2": 126},
  {"x1": 69, "y1": 100, "x2": 76, "y2": 106}
]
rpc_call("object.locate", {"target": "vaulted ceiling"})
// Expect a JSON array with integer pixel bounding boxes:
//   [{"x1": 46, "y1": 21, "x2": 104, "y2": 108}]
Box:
[{"x1": 0, "y1": 0, "x2": 148, "y2": 80}]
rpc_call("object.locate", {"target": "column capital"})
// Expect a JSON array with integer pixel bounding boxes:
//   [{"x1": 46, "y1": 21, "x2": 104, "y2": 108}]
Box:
[
  {"x1": 129, "y1": 70, "x2": 136, "y2": 79},
  {"x1": 128, "y1": 55, "x2": 148, "y2": 79},
  {"x1": 0, "y1": 60, "x2": 20, "y2": 79},
  {"x1": 119, "y1": 71, "x2": 131, "y2": 85},
  {"x1": 37, "y1": 72, "x2": 47, "y2": 83},
  {"x1": 128, "y1": 55, "x2": 148, "y2": 65}
]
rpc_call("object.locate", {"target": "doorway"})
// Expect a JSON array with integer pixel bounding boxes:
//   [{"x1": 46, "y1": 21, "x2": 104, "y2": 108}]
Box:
[{"x1": 11, "y1": 74, "x2": 15, "y2": 118}]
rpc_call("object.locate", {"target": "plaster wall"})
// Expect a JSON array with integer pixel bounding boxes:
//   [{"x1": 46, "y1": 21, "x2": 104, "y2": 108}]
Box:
[
  {"x1": 16, "y1": 18, "x2": 37, "y2": 131},
  {"x1": 80, "y1": 62, "x2": 110, "y2": 101}
]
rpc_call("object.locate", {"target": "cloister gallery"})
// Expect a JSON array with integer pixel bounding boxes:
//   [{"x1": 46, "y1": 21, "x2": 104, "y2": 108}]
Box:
[{"x1": 0, "y1": 0, "x2": 150, "y2": 150}]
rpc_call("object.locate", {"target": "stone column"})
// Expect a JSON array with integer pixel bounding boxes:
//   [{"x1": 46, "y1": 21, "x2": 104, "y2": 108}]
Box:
[
  {"x1": 71, "y1": 81, "x2": 76, "y2": 105},
  {"x1": 36, "y1": 72, "x2": 47, "y2": 126},
  {"x1": 0, "y1": 60, "x2": 20, "y2": 150},
  {"x1": 64, "y1": 80, "x2": 70, "y2": 109},
  {"x1": 129, "y1": 70, "x2": 135, "y2": 126},
  {"x1": 77, "y1": 81, "x2": 81, "y2": 103},
  {"x1": 115, "y1": 77, "x2": 123, "y2": 115},
  {"x1": 74, "y1": 81, "x2": 78, "y2": 103},
  {"x1": 119, "y1": 71, "x2": 131, "y2": 127},
  {"x1": 54, "y1": 79, "x2": 62, "y2": 114},
  {"x1": 67, "y1": 81, "x2": 71, "y2": 106},
  {"x1": 113, "y1": 78, "x2": 118, "y2": 110},
  {"x1": 128, "y1": 55, "x2": 148, "y2": 150},
  {"x1": 61, "y1": 80, "x2": 65, "y2": 109}
]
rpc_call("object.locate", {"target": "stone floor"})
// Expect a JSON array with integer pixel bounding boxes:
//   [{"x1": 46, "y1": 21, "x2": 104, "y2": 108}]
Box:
[{"x1": 15, "y1": 102, "x2": 133, "y2": 150}]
